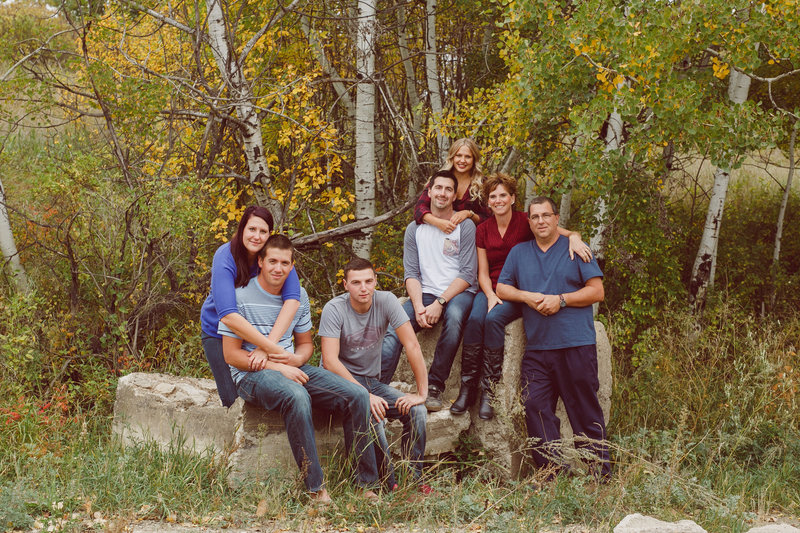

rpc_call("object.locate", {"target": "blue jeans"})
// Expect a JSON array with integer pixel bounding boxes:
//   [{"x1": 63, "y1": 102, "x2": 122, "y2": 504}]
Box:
[
  {"x1": 462, "y1": 292, "x2": 522, "y2": 349},
  {"x1": 380, "y1": 291, "x2": 475, "y2": 391},
  {"x1": 348, "y1": 375, "x2": 427, "y2": 482},
  {"x1": 201, "y1": 333, "x2": 238, "y2": 408},
  {"x1": 235, "y1": 365, "x2": 379, "y2": 492}
]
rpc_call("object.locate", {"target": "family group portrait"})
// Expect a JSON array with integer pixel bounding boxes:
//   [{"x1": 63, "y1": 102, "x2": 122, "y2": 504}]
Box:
[{"x1": 1, "y1": 0, "x2": 798, "y2": 531}]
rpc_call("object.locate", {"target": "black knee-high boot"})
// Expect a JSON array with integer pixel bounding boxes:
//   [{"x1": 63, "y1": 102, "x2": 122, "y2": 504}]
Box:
[
  {"x1": 478, "y1": 346, "x2": 505, "y2": 420},
  {"x1": 450, "y1": 344, "x2": 482, "y2": 415}
]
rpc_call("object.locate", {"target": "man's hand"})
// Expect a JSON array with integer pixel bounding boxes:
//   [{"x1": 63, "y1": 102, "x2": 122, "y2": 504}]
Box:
[
  {"x1": 248, "y1": 349, "x2": 270, "y2": 371},
  {"x1": 395, "y1": 393, "x2": 426, "y2": 415},
  {"x1": 275, "y1": 363, "x2": 309, "y2": 384},
  {"x1": 266, "y1": 349, "x2": 293, "y2": 364},
  {"x1": 486, "y1": 293, "x2": 503, "y2": 313},
  {"x1": 535, "y1": 294, "x2": 561, "y2": 316},
  {"x1": 369, "y1": 393, "x2": 389, "y2": 421},
  {"x1": 413, "y1": 303, "x2": 433, "y2": 328},
  {"x1": 423, "y1": 300, "x2": 444, "y2": 325},
  {"x1": 523, "y1": 291, "x2": 545, "y2": 311}
]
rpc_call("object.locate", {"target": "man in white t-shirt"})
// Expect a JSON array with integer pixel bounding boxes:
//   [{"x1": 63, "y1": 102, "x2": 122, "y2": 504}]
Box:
[
  {"x1": 380, "y1": 170, "x2": 478, "y2": 411},
  {"x1": 320, "y1": 257, "x2": 429, "y2": 491}
]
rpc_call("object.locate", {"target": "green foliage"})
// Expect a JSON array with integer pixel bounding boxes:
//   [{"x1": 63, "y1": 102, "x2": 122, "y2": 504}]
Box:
[{"x1": 0, "y1": 1, "x2": 75, "y2": 65}]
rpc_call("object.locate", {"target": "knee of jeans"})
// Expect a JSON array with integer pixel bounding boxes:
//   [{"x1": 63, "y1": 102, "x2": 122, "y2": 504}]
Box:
[
  {"x1": 351, "y1": 386, "x2": 370, "y2": 409},
  {"x1": 282, "y1": 384, "x2": 312, "y2": 413},
  {"x1": 410, "y1": 404, "x2": 427, "y2": 426}
]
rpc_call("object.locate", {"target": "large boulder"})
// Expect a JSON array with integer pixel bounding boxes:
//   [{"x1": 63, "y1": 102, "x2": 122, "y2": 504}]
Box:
[
  {"x1": 112, "y1": 372, "x2": 345, "y2": 485},
  {"x1": 113, "y1": 315, "x2": 611, "y2": 482},
  {"x1": 112, "y1": 372, "x2": 240, "y2": 455},
  {"x1": 613, "y1": 514, "x2": 707, "y2": 533},
  {"x1": 112, "y1": 372, "x2": 472, "y2": 485}
]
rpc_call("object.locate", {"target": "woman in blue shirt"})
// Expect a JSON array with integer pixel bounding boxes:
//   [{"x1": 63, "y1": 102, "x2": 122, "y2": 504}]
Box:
[{"x1": 200, "y1": 206, "x2": 301, "y2": 407}]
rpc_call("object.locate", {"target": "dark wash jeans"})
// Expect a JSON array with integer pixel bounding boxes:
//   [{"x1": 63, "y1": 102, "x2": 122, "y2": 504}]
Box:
[
  {"x1": 462, "y1": 291, "x2": 522, "y2": 349},
  {"x1": 347, "y1": 374, "x2": 427, "y2": 483},
  {"x1": 201, "y1": 333, "x2": 238, "y2": 408},
  {"x1": 235, "y1": 364, "x2": 379, "y2": 492},
  {"x1": 380, "y1": 291, "x2": 475, "y2": 391}
]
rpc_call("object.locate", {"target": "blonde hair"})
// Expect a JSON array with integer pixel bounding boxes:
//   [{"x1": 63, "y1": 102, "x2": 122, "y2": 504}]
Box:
[{"x1": 441, "y1": 138, "x2": 483, "y2": 201}]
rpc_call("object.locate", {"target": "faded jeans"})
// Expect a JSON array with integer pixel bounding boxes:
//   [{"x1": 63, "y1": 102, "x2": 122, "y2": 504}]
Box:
[
  {"x1": 380, "y1": 291, "x2": 474, "y2": 391},
  {"x1": 235, "y1": 365, "x2": 379, "y2": 492}
]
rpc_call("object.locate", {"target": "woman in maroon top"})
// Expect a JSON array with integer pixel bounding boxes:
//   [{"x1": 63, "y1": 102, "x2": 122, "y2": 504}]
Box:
[
  {"x1": 450, "y1": 173, "x2": 591, "y2": 419},
  {"x1": 414, "y1": 138, "x2": 490, "y2": 232}
]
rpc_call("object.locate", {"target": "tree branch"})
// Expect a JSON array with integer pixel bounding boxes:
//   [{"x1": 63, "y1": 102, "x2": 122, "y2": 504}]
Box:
[{"x1": 292, "y1": 197, "x2": 415, "y2": 248}]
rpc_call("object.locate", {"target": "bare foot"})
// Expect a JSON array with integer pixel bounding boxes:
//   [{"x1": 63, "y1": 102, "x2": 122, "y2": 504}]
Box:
[
  {"x1": 311, "y1": 488, "x2": 332, "y2": 505},
  {"x1": 363, "y1": 489, "x2": 379, "y2": 502}
]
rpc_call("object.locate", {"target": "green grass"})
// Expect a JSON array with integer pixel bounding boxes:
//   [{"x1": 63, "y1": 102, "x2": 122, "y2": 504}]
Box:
[{"x1": 0, "y1": 273, "x2": 798, "y2": 531}]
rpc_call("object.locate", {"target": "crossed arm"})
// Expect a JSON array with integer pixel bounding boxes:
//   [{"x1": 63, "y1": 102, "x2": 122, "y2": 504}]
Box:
[
  {"x1": 219, "y1": 299, "x2": 301, "y2": 365},
  {"x1": 406, "y1": 277, "x2": 470, "y2": 328},
  {"x1": 222, "y1": 329, "x2": 313, "y2": 384},
  {"x1": 496, "y1": 277, "x2": 604, "y2": 316}
]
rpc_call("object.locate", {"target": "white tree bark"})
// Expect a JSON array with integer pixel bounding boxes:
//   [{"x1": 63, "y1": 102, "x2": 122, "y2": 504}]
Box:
[
  {"x1": 0, "y1": 176, "x2": 30, "y2": 294},
  {"x1": 589, "y1": 111, "x2": 623, "y2": 259},
  {"x1": 771, "y1": 119, "x2": 797, "y2": 308},
  {"x1": 205, "y1": 0, "x2": 281, "y2": 220},
  {"x1": 689, "y1": 70, "x2": 751, "y2": 309},
  {"x1": 425, "y1": 0, "x2": 447, "y2": 159},
  {"x1": 351, "y1": 0, "x2": 377, "y2": 259}
]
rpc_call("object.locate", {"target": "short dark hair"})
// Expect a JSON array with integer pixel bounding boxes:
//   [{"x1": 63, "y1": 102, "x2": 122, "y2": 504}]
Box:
[
  {"x1": 260, "y1": 234, "x2": 294, "y2": 262},
  {"x1": 344, "y1": 257, "x2": 375, "y2": 280},
  {"x1": 482, "y1": 172, "x2": 518, "y2": 202},
  {"x1": 528, "y1": 196, "x2": 558, "y2": 215},
  {"x1": 428, "y1": 169, "x2": 457, "y2": 191}
]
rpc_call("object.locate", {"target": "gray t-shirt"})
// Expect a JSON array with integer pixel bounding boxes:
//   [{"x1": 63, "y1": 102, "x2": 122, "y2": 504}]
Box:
[{"x1": 318, "y1": 291, "x2": 409, "y2": 378}]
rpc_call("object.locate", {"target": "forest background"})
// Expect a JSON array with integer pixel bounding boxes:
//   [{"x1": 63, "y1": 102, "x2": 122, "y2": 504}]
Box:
[{"x1": 0, "y1": 0, "x2": 798, "y2": 530}]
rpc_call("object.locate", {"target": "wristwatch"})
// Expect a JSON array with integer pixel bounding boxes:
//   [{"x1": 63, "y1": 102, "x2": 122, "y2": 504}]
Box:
[
  {"x1": 559, "y1": 294, "x2": 566, "y2": 308},
  {"x1": 436, "y1": 296, "x2": 447, "y2": 306}
]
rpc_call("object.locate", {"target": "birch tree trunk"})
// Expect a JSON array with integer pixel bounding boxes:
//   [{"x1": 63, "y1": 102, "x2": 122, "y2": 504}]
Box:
[
  {"x1": 770, "y1": 119, "x2": 797, "y2": 309},
  {"x1": 351, "y1": 0, "x2": 377, "y2": 259},
  {"x1": 425, "y1": 0, "x2": 447, "y2": 159},
  {"x1": 689, "y1": 69, "x2": 751, "y2": 310},
  {"x1": 205, "y1": 0, "x2": 281, "y2": 220},
  {"x1": 0, "y1": 176, "x2": 30, "y2": 294},
  {"x1": 589, "y1": 111, "x2": 623, "y2": 259}
]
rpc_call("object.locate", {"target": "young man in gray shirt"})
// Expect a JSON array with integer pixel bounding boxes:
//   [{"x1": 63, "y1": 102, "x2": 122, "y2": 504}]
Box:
[{"x1": 320, "y1": 258, "x2": 430, "y2": 492}]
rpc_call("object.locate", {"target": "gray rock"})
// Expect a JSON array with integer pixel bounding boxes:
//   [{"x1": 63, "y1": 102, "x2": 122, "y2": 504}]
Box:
[
  {"x1": 614, "y1": 513, "x2": 707, "y2": 533},
  {"x1": 112, "y1": 314, "x2": 611, "y2": 484},
  {"x1": 112, "y1": 372, "x2": 240, "y2": 455},
  {"x1": 746, "y1": 526, "x2": 800, "y2": 533}
]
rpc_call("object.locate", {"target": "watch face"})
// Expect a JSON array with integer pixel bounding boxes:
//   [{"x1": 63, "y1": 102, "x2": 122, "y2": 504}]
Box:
[
  {"x1": 559, "y1": 296, "x2": 566, "y2": 307},
  {"x1": 437, "y1": 297, "x2": 446, "y2": 305}
]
